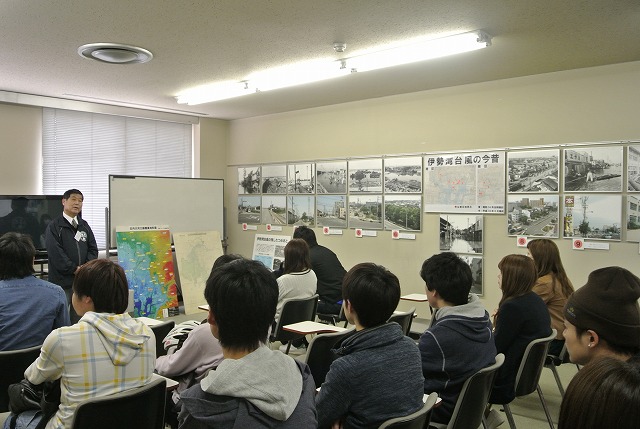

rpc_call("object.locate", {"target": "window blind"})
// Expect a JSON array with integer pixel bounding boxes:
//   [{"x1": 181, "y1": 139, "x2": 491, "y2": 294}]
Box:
[{"x1": 43, "y1": 108, "x2": 192, "y2": 248}]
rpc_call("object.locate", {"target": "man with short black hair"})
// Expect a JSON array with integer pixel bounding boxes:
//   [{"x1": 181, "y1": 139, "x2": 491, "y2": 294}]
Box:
[
  {"x1": 45, "y1": 189, "x2": 98, "y2": 323},
  {"x1": 419, "y1": 252, "x2": 496, "y2": 425},
  {"x1": 0, "y1": 232, "x2": 69, "y2": 351},
  {"x1": 178, "y1": 258, "x2": 317, "y2": 428},
  {"x1": 316, "y1": 263, "x2": 424, "y2": 429},
  {"x1": 293, "y1": 225, "x2": 346, "y2": 314}
]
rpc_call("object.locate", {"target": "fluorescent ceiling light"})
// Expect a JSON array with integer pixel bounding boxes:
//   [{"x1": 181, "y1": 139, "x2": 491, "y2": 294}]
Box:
[{"x1": 176, "y1": 30, "x2": 491, "y2": 105}]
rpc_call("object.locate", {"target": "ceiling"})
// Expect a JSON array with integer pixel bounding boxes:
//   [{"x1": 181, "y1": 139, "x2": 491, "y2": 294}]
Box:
[{"x1": 1, "y1": 1, "x2": 639, "y2": 120}]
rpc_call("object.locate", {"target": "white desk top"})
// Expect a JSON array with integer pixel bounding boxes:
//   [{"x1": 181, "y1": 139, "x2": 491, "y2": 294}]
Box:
[
  {"x1": 400, "y1": 293, "x2": 429, "y2": 302},
  {"x1": 283, "y1": 321, "x2": 347, "y2": 335},
  {"x1": 198, "y1": 304, "x2": 210, "y2": 311},
  {"x1": 152, "y1": 373, "x2": 179, "y2": 391},
  {"x1": 137, "y1": 316, "x2": 166, "y2": 326}
]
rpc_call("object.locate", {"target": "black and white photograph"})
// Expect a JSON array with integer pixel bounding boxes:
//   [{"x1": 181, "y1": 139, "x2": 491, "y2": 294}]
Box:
[
  {"x1": 287, "y1": 163, "x2": 315, "y2": 194},
  {"x1": 261, "y1": 164, "x2": 287, "y2": 194},
  {"x1": 287, "y1": 195, "x2": 315, "y2": 227},
  {"x1": 384, "y1": 195, "x2": 421, "y2": 231},
  {"x1": 237, "y1": 195, "x2": 261, "y2": 224},
  {"x1": 384, "y1": 156, "x2": 422, "y2": 193},
  {"x1": 507, "y1": 194, "x2": 559, "y2": 238},
  {"x1": 348, "y1": 158, "x2": 383, "y2": 193},
  {"x1": 564, "y1": 146, "x2": 623, "y2": 192},
  {"x1": 563, "y1": 194, "x2": 622, "y2": 240},
  {"x1": 238, "y1": 166, "x2": 261, "y2": 194},
  {"x1": 316, "y1": 161, "x2": 347, "y2": 194},
  {"x1": 439, "y1": 214, "x2": 483, "y2": 254},
  {"x1": 316, "y1": 195, "x2": 347, "y2": 229},
  {"x1": 627, "y1": 145, "x2": 640, "y2": 192},
  {"x1": 459, "y1": 254, "x2": 483, "y2": 296},
  {"x1": 507, "y1": 149, "x2": 559, "y2": 193},
  {"x1": 626, "y1": 195, "x2": 640, "y2": 242},
  {"x1": 261, "y1": 195, "x2": 287, "y2": 225},
  {"x1": 348, "y1": 195, "x2": 383, "y2": 230}
]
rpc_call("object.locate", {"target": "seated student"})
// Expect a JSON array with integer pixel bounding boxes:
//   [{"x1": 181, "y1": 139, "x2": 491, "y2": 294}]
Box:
[
  {"x1": 5, "y1": 259, "x2": 155, "y2": 429},
  {"x1": 156, "y1": 254, "x2": 241, "y2": 427},
  {"x1": 419, "y1": 252, "x2": 496, "y2": 425},
  {"x1": 558, "y1": 357, "x2": 640, "y2": 429},
  {"x1": 178, "y1": 258, "x2": 317, "y2": 429},
  {"x1": 563, "y1": 266, "x2": 640, "y2": 365},
  {"x1": 0, "y1": 232, "x2": 69, "y2": 351},
  {"x1": 316, "y1": 263, "x2": 424, "y2": 429}
]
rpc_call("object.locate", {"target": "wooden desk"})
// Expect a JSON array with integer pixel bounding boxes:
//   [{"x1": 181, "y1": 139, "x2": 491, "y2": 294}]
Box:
[
  {"x1": 283, "y1": 321, "x2": 347, "y2": 335},
  {"x1": 400, "y1": 293, "x2": 429, "y2": 302}
]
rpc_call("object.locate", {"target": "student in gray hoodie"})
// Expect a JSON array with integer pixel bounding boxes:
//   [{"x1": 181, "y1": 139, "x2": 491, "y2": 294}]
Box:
[
  {"x1": 419, "y1": 252, "x2": 497, "y2": 425},
  {"x1": 178, "y1": 258, "x2": 317, "y2": 429}
]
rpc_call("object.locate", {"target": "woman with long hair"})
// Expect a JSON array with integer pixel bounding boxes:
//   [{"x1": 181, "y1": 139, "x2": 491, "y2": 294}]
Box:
[
  {"x1": 527, "y1": 239, "x2": 574, "y2": 356},
  {"x1": 488, "y1": 255, "x2": 551, "y2": 408}
]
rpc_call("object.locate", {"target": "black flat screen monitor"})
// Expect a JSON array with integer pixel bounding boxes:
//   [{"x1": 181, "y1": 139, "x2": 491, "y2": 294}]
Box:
[{"x1": 0, "y1": 195, "x2": 63, "y2": 252}]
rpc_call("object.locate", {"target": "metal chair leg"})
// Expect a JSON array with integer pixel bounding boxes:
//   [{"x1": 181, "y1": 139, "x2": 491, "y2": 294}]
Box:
[
  {"x1": 536, "y1": 384, "x2": 555, "y2": 429},
  {"x1": 550, "y1": 365, "x2": 565, "y2": 396},
  {"x1": 503, "y1": 404, "x2": 516, "y2": 429}
]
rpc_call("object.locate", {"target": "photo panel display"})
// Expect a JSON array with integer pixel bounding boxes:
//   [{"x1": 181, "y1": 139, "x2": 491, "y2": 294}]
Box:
[
  {"x1": 287, "y1": 163, "x2": 315, "y2": 194},
  {"x1": 439, "y1": 214, "x2": 483, "y2": 254},
  {"x1": 287, "y1": 195, "x2": 315, "y2": 227},
  {"x1": 627, "y1": 145, "x2": 640, "y2": 192},
  {"x1": 261, "y1": 195, "x2": 287, "y2": 225},
  {"x1": 506, "y1": 194, "x2": 560, "y2": 238},
  {"x1": 563, "y1": 194, "x2": 622, "y2": 240},
  {"x1": 507, "y1": 149, "x2": 559, "y2": 193},
  {"x1": 237, "y1": 195, "x2": 261, "y2": 224},
  {"x1": 384, "y1": 195, "x2": 422, "y2": 231},
  {"x1": 261, "y1": 164, "x2": 287, "y2": 194},
  {"x1": 626, "y1": 195, "x2": 640, "y2": 242},
  {"x1": 316, "y1": 195, "x2": 347, "y2": 228},
  {"x1": 384, "y1": 156, "x2": 422, "y2": 193},
  {"x1": 348, "y1": 158, "x2": 383, "y2": 193},
  {"x1": 564, "y1": 146, "x2": 623, "y2": 192},
  {"x1": 459, "y1": 254, "x2": 483, "y2": 296},
  {"x1": 316, "y1": 161, "x2": 347, "y2": 194},
  {"x1": 348, "y1": 195, "x2": 383, "y2": 230},
  {"x1": 237, "y1": 166, "x2": 261, "y2": 194}
]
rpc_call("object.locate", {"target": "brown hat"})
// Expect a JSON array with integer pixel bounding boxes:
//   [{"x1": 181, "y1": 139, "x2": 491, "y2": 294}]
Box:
[{"x1": 564, "y1": 266, "x2": 640, "y2": 349}]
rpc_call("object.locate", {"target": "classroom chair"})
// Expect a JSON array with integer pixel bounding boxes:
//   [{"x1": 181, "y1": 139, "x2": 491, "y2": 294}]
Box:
[
  {"x1": 304, "y1": 327, "x2": 356, "y2": 388},
  {"x1": 0, "y1": 344, "x2": 42, "y2": 412},
  {"x1": 378, "y1": 392, "x2": 439, "y2": 429},
  {"x1": 270, "y1": 294, "x2": 319, "y2": 354},
  {"x1": 430, "y1": 353, "x2": 505, "y2": 429},
  {"x1": 503, "y1": 330, "x2": 557, "y2": 429},
  {"x1": 69, "y1": 378, "x2": 166, "y2": 429},
  {"x1": 150, "y1": 320, "x2": 176, "y2": 358},
  {"x1": 387, "y1": 307, "x2": 416, "y2": 336},
  {"x1": 317, "y1": 304, "x2": 348, "y2": 328}
]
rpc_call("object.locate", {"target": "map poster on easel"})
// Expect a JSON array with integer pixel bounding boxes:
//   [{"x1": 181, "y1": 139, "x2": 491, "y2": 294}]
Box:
[
  {"x1": 424, "y1": 151, "x2": 506, "y2": 214},
  {"x1": 173, "y1": 230, "x2": 223, "y2": 315},
  {"x1": 252, "y1": 234, "x2": 291, "y2": 271},
  {"x1": 116, "y1": 226, "x2": 179, "y2": 319}
]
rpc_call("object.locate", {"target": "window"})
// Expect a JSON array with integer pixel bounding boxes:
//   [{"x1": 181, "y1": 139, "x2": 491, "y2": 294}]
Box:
[{"x1": 43, "y1": 108, "x2": 192, "y2": 248}]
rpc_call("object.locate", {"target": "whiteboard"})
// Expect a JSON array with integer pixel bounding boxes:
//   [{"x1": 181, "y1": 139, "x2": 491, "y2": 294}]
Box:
[{"x1": 108, "y1": 175, "x2": 224, "y2": 247}]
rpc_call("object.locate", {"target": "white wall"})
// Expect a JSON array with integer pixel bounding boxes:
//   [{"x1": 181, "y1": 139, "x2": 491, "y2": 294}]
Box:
[{"x1": 224, "y1": 61, "x2": 640, "y2": 316}]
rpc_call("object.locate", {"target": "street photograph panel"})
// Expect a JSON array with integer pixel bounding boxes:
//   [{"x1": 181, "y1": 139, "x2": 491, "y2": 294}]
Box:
[
  {"x1": 316, "y1": 195, "x2": 347, "y2": 228},
  {"x1": 507, "y1": 149, "x2": 559, "y2": 193},
  {"x1": 348, "y1": 158, "x2": 383, "y2": 193},
  {"x1": 237, "y1": 195, "x2": 261, "y2": 224},
  {"x1": 384, "y1": 156, "x2": 422, "y2": 193},
  {"x1": 261, "y1": 195, "x2": 287, "y2": 225},
  {"x1": 287, "y1": 195, "x2": 315, "y2": 227},
  {"x1": 287, "y1": 163, "x2": 315, "y2": 194},
  {"x1": 626, "y1": 195, "x2": 640, "y2": 242},
  {"x1": 506, "y1": 194, "x2": 559, "y2": 238},
  {"x1": 237, "y1": 166, "x2": 261, "y2": 194},
  {"x1": 316, "y1": 161, "x2": 347, "y2": 194},
  {"x1": 439, "y1": 214, "x2": 483, "y2": 254},
  {"x1": 563, "y1": 194, "x2": 622, "y2": 240},
  {"x1": 627, "y1": 145, "x2": 640, "y2": 192},
  {"x1": 564, "y1": 146, "x2": 623, "y2": 192},
  {"x1": 459, "y1": 254, "x2": 483, "y2": 296},
  {"x1": 261, "y1": 164, "x2": 287, "y2": 194},
  {"x1": 348, "y1": 195, "x2": 383, "y2": 230},
  {"x1": 384, "y1": 195, "x2": 422, "y2": 231}
]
